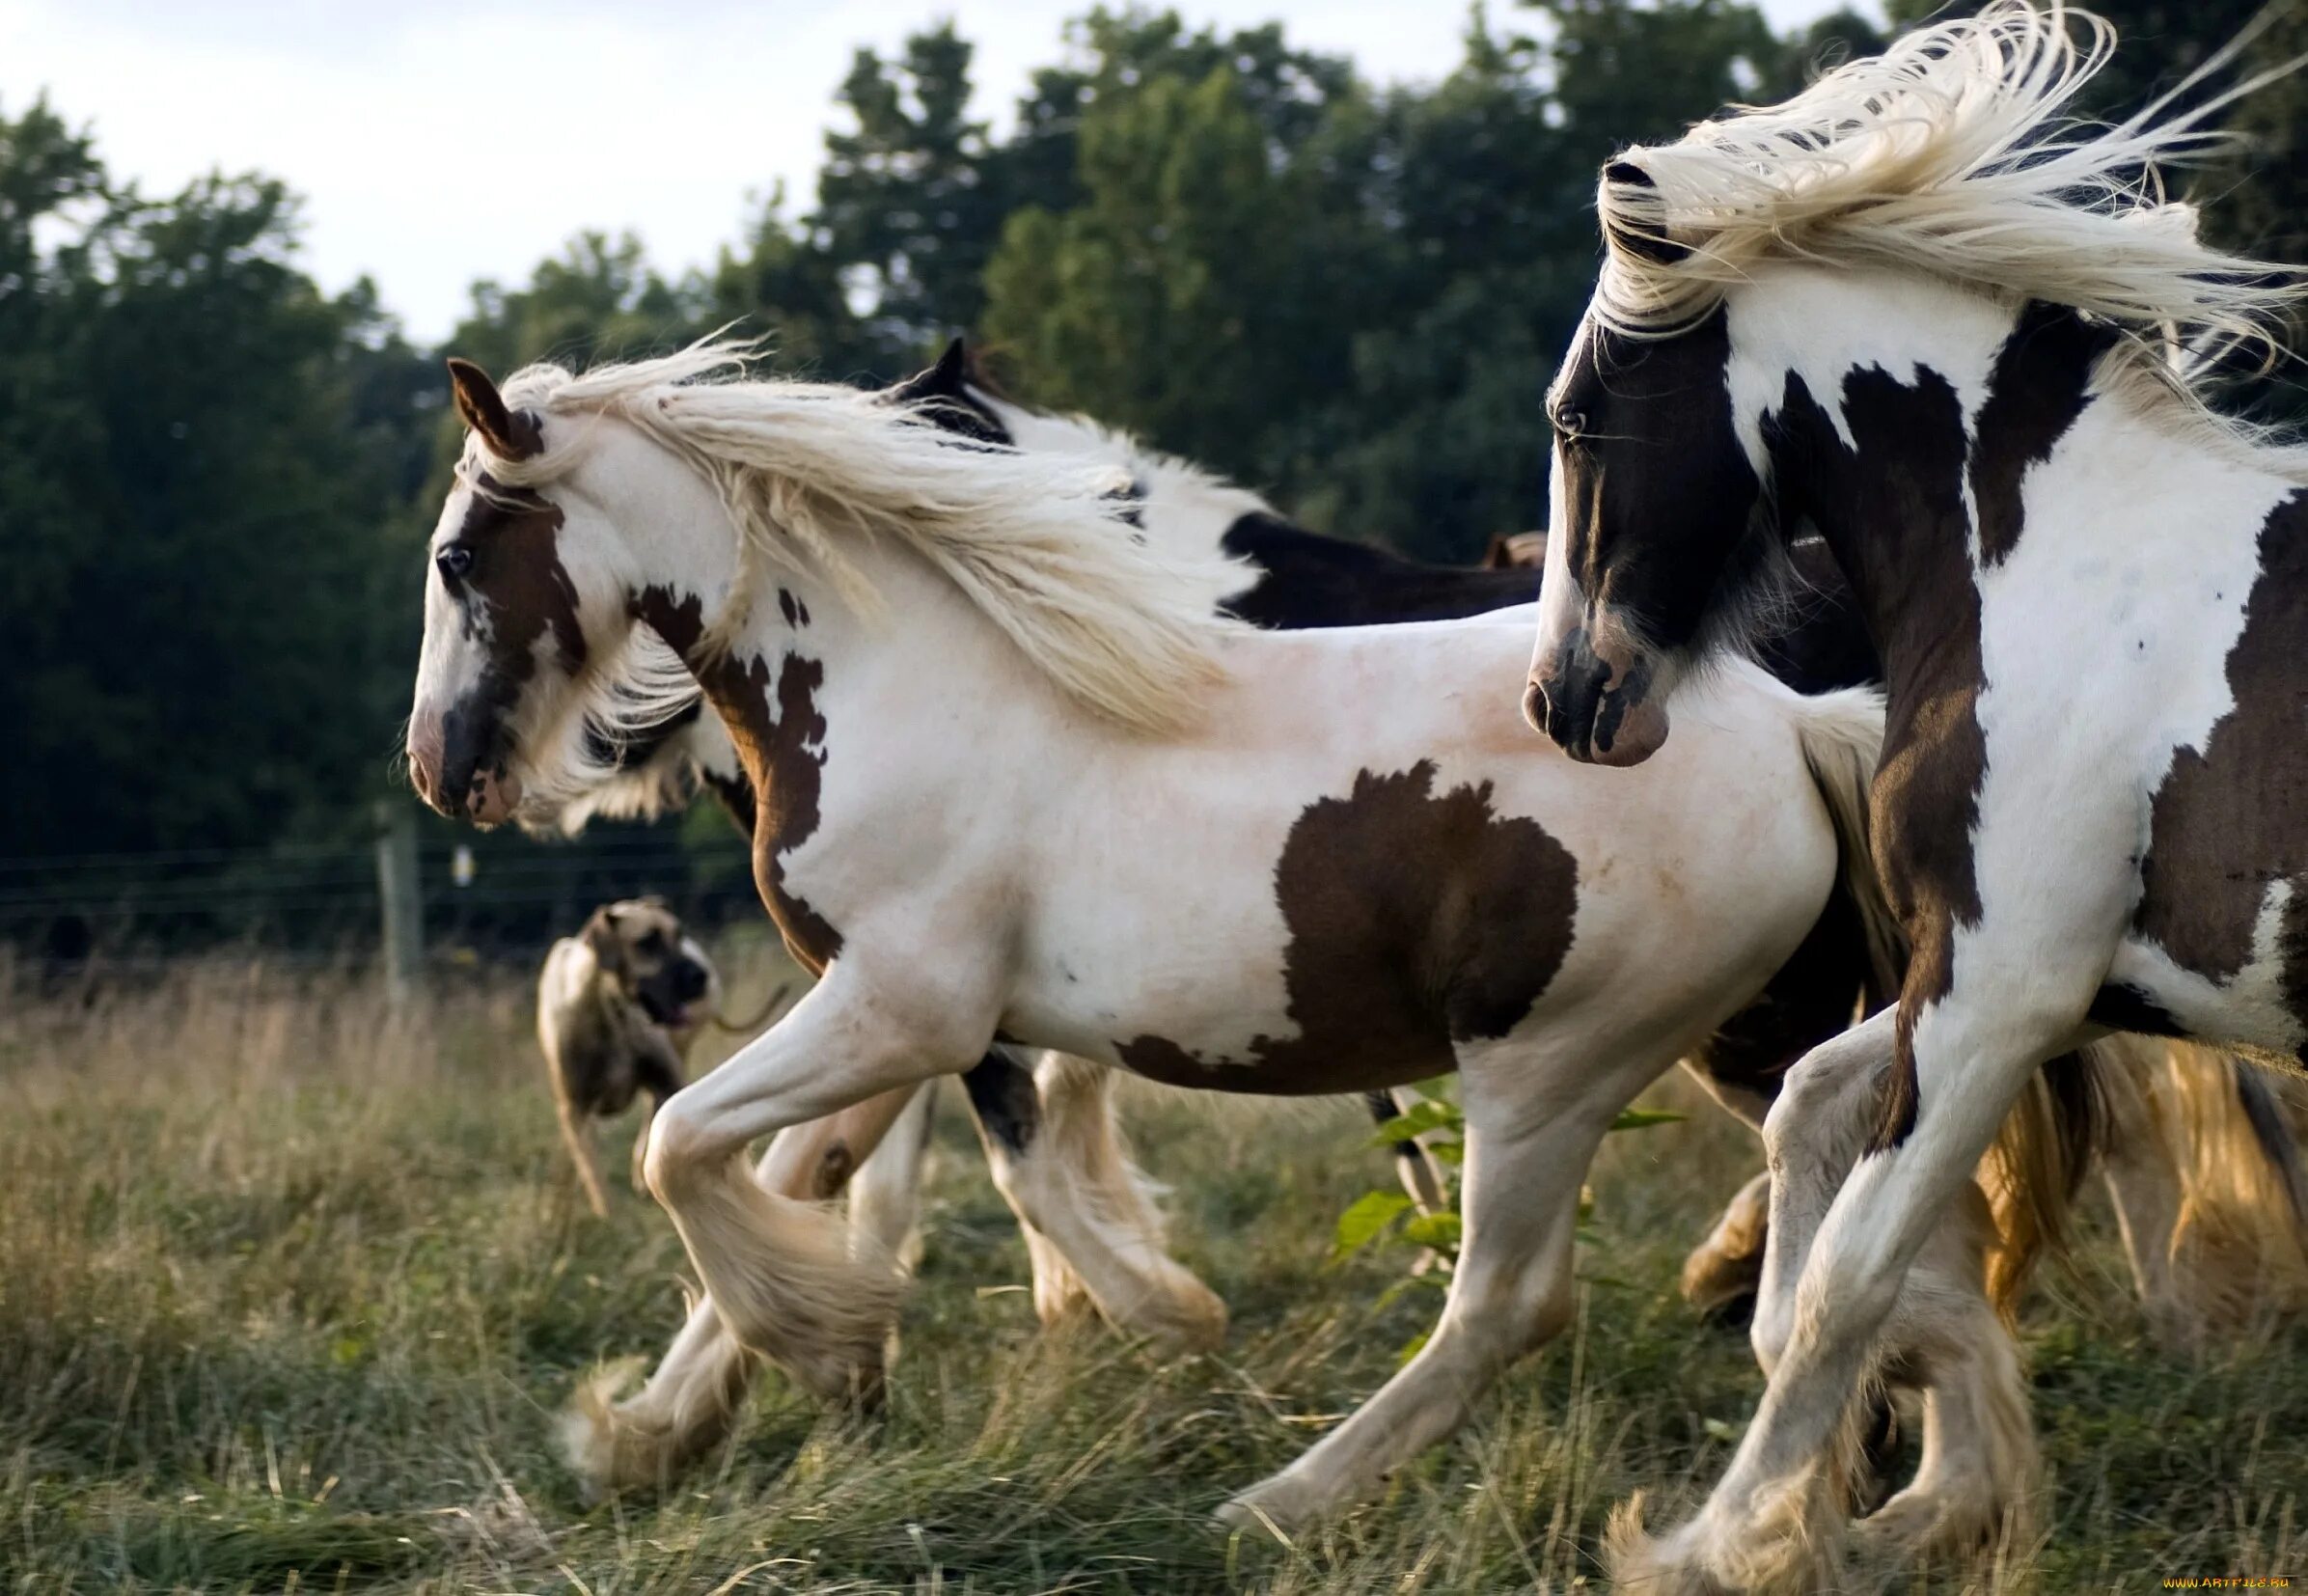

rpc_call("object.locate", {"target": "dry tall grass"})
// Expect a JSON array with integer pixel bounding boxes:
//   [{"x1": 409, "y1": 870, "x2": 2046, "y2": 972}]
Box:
[{"x1": 1, "y1": 941, "x2": 2301, "y2": 1591}]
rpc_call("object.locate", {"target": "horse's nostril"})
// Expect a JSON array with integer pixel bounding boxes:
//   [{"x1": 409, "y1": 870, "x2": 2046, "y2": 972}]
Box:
[{"x1": 1521, "y1": 678, "x2": 1552, "y2": 738}]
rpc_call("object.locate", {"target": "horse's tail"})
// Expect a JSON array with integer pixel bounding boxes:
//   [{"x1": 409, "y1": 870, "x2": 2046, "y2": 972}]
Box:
[
  {"x1": 1788, "y1": 685, "x2": 2110, "y2": 1319},
  {"x1": 2152, "y1": 1041, "x2": 2308, "y2": 1332},
  {"x1": 1979, "y1": 1046, "x2": 2110, "y2": 1319},
  {"x1": 2230, "y1": 1059, "x2": 2308, "y2": 1229},
  {"x1": 1789, "y1": 686, "x2": 1902, "y2": 1003}
]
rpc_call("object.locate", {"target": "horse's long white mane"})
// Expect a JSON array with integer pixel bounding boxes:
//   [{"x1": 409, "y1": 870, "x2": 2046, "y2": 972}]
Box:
[
  {"x1": 970, "y1": 389, "x2": 1277, "y2": 564},
  {"x1": 469, "y1": 341, "x2": 1241, "y2": 744},
  {"x1": 1595, "y1": 3, "x2": 2307, "y2": 385}
]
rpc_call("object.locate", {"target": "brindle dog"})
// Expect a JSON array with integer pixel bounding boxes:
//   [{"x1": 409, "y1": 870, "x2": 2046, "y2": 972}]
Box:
[{"x1": 537, "y1": 897, "x2": 719, "y2": 1217}]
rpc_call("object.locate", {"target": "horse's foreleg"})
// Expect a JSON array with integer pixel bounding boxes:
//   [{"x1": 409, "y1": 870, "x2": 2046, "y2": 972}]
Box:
[
  {"x1": 641, "y1": 973, "x2": 965, "y2": 1400},
  {"x1": 1853, "y1": 1181, "x2": 2039, "y2": 1560},
  {"x1": 1220, "y1": 1034, "x2": 1676, "y2": 1534},
  {"x1": 561, "y1": 1082, "x2": 928, "y2": 1494},
  {"x1": 1617, "y1": 980, "x2": 2078, "y2": 1593}
]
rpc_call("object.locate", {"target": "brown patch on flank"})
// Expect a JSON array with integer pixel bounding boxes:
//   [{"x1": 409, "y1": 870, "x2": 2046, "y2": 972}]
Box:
[
  {"x1": 1115, "y1": 762, "x2": 1577, "y2": 1095},
  {"x1": 637, "y1": 586, "x2": 842, "y2": 971},
  {"x1": 2131, "y1": 489, "x2": 2308, "y2": 1043}
]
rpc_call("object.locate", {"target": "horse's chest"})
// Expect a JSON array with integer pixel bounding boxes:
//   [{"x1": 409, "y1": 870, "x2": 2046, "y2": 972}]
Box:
[{"x1": 1111, "y1": 761, "x2": 1580, "y2": 1094}]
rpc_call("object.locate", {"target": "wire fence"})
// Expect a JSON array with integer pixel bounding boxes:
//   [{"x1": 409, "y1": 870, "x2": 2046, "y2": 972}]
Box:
[{"x1": 0, "y1": 813, "x2": 768, "y2": 977}]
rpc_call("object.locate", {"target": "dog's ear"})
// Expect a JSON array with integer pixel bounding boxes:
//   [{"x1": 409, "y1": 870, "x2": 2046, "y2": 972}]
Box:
[{"x1": 580, "y1": 905, "x2": 630, "y2": 981}]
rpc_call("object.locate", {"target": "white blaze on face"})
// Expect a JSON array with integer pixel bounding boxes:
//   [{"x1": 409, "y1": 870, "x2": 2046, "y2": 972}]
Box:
[{"x1": 1528, "y1": 437, "x2": 1586, "y2": 684}]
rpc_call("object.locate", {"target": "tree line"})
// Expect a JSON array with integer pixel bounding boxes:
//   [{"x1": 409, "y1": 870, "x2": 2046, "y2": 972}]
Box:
[{"x1": 4, "y1": 0, "x2": 2303, "y2": 882}]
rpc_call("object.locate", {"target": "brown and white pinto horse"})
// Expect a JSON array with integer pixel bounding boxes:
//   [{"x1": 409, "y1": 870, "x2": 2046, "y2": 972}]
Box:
[
  {"x1": 1523, "y1": 6, "x2": 2308, "y2": 1586},
  {"x1": 406, "y1": 341, "x2": 1895, "y2": 1527},
  {"x1": 539, "y1": 350, "x2": 2127, "y2": 1513}
]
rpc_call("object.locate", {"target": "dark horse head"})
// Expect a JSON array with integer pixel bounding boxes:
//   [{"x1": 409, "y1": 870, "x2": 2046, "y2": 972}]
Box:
[{"x1": 1523, "y1": 162, "x2": 1779, "y2": 766}]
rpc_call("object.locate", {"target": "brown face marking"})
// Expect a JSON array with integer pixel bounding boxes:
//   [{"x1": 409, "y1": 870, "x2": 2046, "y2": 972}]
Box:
[
  {"x1": 2130, "y1": 489, "x2": 2308, "y2": 1044},
  {"x1": 637, "y1": 587, "x2": 842, "y2": 972},
  {"x1": 452, "y1": 473, "x2": 586, "y2": 674},
  {"x1": 1115, "y1": 762, "x2": 1577, "y2": 1095},
  {"x1": 428, "y1": 463, "x2": 585, "y2": 812}
]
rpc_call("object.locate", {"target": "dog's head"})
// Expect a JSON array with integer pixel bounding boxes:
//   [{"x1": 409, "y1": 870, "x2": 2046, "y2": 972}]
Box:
[{"x1": 579, "y1": 897, "x2": 719, "y2": 1033}]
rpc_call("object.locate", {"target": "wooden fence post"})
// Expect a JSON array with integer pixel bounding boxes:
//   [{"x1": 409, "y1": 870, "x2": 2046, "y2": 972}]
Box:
[{"x1": 374, "y1": 800, "x2": 423, "y2": 1001}]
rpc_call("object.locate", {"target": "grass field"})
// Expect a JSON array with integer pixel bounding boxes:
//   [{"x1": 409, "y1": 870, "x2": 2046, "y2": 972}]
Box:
[{"x1": 3, "y1": 940, "x2": 2303, "y2": 1593}]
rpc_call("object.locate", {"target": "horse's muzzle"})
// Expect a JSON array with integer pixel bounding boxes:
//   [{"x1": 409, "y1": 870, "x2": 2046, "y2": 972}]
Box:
[
  {"x1": 1524, "y1": 629, "x2": 1670, "y2": 767},
  {"x1": 406, "y1": 707, "x2": 522, "y2": 825}
]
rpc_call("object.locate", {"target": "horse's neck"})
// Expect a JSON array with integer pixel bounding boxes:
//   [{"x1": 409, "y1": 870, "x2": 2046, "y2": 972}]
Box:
[
  {"x1": 1758, "y1": 300, "x2": 2286, "y2": 710},
  {"x1": 635, "y1": 509, "x2": 1047, "y2": 834}
]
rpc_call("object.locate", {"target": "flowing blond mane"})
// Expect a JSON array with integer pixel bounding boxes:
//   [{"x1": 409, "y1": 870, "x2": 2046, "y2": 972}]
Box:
[
  {"x1": 1593, "y1": 3, "x2": 2307, "y2": 389},
  {"x1": 466, "y1": 341, "x2": 1242, "y2": 741}
]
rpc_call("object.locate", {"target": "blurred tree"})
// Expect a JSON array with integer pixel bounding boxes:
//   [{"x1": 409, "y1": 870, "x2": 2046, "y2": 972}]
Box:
[
  {"x1": 984, "y1": 65, "x2": 1363, "y2": 485},
  {"x1": 816, "y1": 23, "x2": 1012, "y2": 355},
  {"x1": 445, "y1": 230, "x2": 704, "y2": 378},
  {"x1": 704, "y1": 182, "x2": 875, "y2": 379},
  {"x1": 14, "y1": 0, "x2": 2308, "y2": 884},
  {"x1": 0, "y1": 120, "x2": 434, "y2": 856}
]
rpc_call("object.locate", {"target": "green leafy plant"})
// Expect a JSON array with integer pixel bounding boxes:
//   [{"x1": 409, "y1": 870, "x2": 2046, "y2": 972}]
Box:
[{"x1": 1332, "y1": 1079, "x2": 1685, "y2": 1357}]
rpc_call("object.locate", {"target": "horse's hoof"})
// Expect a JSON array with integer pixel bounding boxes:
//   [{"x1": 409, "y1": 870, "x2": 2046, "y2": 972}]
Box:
[
  {"x1": 1607, "y1": 1496, "x2": 1733, "y2": 1595},
  {"x1": 1214, "y1": 1472, "x2": 1325, "y2": 1539},
  {"x1": 557, "y1": 1358, "x2": 670, "y2": 1500}
]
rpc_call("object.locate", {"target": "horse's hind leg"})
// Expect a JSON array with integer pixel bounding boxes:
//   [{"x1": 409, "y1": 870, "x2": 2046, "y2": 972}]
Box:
[
  {"x1": 1364, "y1": 1087, "x2": 1450, "y2": 1216},
  {"x1": 966, "y1": 1049, "x2": 1225, "y2": 1348},
  {"x1": 849, "y1": 1080, "x2": 938, "y2": 1273},
  {"x1": 1221, "y1": 1032, "x2": 1678, "y2": 1534},
  {"x1": 1680, "y1": 1169, "x2": 1772, "y2": 1322}
]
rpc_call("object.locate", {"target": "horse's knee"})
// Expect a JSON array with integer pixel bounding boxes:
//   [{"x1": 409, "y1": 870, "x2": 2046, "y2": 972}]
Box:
[
  {"x1": 643, "y1": 1097, "x2": 723, "y2": 1204},
  {"x1": 1452, "y1": 1255, "x2": 1575, "y2": 1364},
  {"x1": 1751, "y1": 1281, "x2": 1795, "y2": 1372},
  {"x1": 1524, "y1": 1273, "x2": 1576, "y2": 1350},
  {"x1": 1769, "y1": 1034, "x2": 1885, "y2": 1136}
]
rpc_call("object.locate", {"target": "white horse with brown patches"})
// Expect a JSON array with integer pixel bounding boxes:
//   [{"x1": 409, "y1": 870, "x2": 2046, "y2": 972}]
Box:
[
  {"x1": 404, "y1": 342, "x2": 1899, "y2": 1524},
  {"x1": 1521, "y1": 5, "x2": 2308, "y2": 1585}
]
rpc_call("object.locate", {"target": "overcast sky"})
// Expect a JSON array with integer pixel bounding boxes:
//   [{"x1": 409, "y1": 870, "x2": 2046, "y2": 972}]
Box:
[{"x1": 2, "y1": 1, "x2": 1865, "y2": 344}]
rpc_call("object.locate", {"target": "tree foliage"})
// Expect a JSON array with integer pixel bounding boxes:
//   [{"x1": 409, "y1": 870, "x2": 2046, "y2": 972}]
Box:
[{"x1": 3, "y1": 0, "x2": 2304, "y2": 869}]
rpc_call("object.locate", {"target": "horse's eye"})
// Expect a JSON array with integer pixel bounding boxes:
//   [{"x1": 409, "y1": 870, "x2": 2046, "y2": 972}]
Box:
[
  {"x1": 436, "y1": 545, "x2": 474, "y2": 582},
  {"x1": 1553, "y1": 408, "x2": 1588, "y2": 441}
]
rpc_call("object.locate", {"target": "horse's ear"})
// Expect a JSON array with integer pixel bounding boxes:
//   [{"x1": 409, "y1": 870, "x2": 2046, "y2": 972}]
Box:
[
  {"x1": 580, "y1": 904, "x2": 629, "y2": 979},
  {"x1": 446, "y1": 357, "x2": 542, "y2": 460},
  {"x1": 1599, "y1": 157, "x2": 1693, "y2": 266},
  {"x1": 885, "y1": 338, "x2": 973, "y2": 406},
  {"x1": 932, "y1": 336, "x2": 970, "y2": 391}
]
